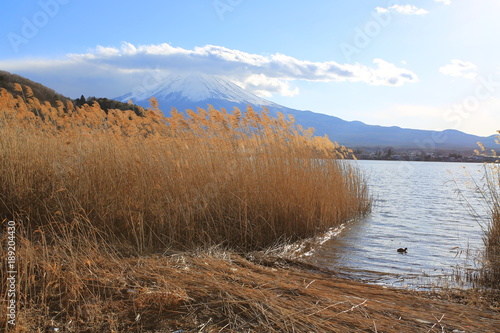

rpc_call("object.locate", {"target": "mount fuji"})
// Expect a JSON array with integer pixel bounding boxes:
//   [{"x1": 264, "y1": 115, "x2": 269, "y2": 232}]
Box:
[
  {"x1": 115, "y1": 73, "x2": 496, "y2": 151},
  {"x1": 116, "y1": 73, "x2": 283, "y2": 112}
]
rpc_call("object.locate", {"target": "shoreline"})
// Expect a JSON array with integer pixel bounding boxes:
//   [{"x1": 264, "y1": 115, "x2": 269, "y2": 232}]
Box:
[{"x1": 15, "y1": 250, "x2": 499, "y2": 332}]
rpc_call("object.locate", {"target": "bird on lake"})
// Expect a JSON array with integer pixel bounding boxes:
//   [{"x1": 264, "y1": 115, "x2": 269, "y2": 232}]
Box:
[{"x1": 397, "y1": 248, "x2": 407, "y2": 253}]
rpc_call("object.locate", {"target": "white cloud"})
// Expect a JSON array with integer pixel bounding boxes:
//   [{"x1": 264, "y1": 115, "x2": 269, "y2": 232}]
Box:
[
  {"x1": 434, "y1": 0, "x2": 451, "y2": 5},
  {"x1": 376, "y1": 4, "x2": 428, "y2": 15},
  {"x1": 375, "y1": 7, "x2": 390, "y2": 14},
  {"x1": 0, "y1": 42, "x2": 418, "y2": 98},
  {"x1": 439, "y1": 59, "x2": 478, "y2": 80},
  {"x1": 236, "y1": 74, "x2": 299, "y2": 97}
]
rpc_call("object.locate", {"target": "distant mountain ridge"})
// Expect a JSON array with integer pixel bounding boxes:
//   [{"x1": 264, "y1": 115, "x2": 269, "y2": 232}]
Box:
[{"x1": 116, "y1": 73, "x2": 497, "y2": 151}]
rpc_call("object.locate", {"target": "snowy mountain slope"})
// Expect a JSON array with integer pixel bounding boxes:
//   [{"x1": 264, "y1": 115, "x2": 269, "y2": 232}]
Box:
[
  {"x1": 116, "y1": 73, "x2": 278, "y2": 108},
  {"x1": 115, "y1": 73, "x2": 497, "y2": 150}
]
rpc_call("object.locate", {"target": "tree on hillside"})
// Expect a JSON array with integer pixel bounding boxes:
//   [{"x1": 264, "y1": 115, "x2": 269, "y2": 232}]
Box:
[{"x1": 385, "y1": 148, "x2": 393, "y2": 159}]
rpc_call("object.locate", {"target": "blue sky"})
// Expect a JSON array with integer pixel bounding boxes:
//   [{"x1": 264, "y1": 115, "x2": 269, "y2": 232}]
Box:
[{"x1": 1, "y1": 0, "x2": 499, "y2": 136}]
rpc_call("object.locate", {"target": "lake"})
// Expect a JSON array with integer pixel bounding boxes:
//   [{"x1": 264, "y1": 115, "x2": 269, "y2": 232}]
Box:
[{"x1": 305, "y1": 160, "x2": 490, "y2": 290}]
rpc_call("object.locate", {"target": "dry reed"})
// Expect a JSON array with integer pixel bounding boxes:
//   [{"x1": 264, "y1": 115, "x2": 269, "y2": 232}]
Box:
[
  {"x1": 476, "y1": 133, "x2": 500, "y2": 289},
  {"x1": 0, "y1": 86, "x2": 370, "y2": 252},
  {"x1": 0, "y1": 86, "x2": 372, "y2": 330}
]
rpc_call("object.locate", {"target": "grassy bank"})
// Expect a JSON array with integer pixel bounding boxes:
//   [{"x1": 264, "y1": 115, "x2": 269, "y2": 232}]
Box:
[
  {"x1": 477, "y1": 135, "x2": 500, "y2": 289},
  {"x1": 0, "y1": 86, "x2": 371, "y2": 330}
]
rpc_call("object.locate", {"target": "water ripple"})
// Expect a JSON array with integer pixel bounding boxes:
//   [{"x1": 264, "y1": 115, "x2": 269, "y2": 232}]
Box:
[{"x1": 306, "y1": 161, "x2": 488, "y2": 289}]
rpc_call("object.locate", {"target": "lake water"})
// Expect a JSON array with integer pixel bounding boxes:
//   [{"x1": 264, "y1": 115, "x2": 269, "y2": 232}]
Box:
[{"x1": 305, "y1": 160, "x2": 490, "y2": 290}]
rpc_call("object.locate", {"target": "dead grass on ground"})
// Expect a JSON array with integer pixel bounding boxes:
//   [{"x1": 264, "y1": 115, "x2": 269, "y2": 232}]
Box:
[{"x1": 2, "y1": 223, "x2": 499, "y2": 332}]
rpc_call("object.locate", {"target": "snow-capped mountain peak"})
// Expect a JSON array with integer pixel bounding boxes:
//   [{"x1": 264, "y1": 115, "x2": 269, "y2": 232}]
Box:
[{"x1": 117, "y1": 73, "x2": 276, "y2": 108}]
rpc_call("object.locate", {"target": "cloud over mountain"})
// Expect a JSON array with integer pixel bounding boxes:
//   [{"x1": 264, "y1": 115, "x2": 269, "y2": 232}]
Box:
[{"x1": 0, "y1": 42, "x2": 418, "y2": 98}]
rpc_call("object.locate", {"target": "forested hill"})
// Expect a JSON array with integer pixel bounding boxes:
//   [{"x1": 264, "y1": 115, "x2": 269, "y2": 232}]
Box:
[
  {"x1": 0, "y1": 70, "x2": 69, "y2": 105},
  {"x1": 0, "y1": 70, "x2": 143, "y2": 114}
]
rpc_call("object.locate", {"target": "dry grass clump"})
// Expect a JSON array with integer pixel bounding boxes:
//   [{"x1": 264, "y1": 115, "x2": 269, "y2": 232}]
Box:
[
  {"x1": 1, "y1": 218, "x2": 187, "y2": 332},
  {"x1": 475, "y1": 133, "x2": 500, "y2": 290},
  {"x1": 0, "y1": 85, "x2": 370, "y2": 251}
]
